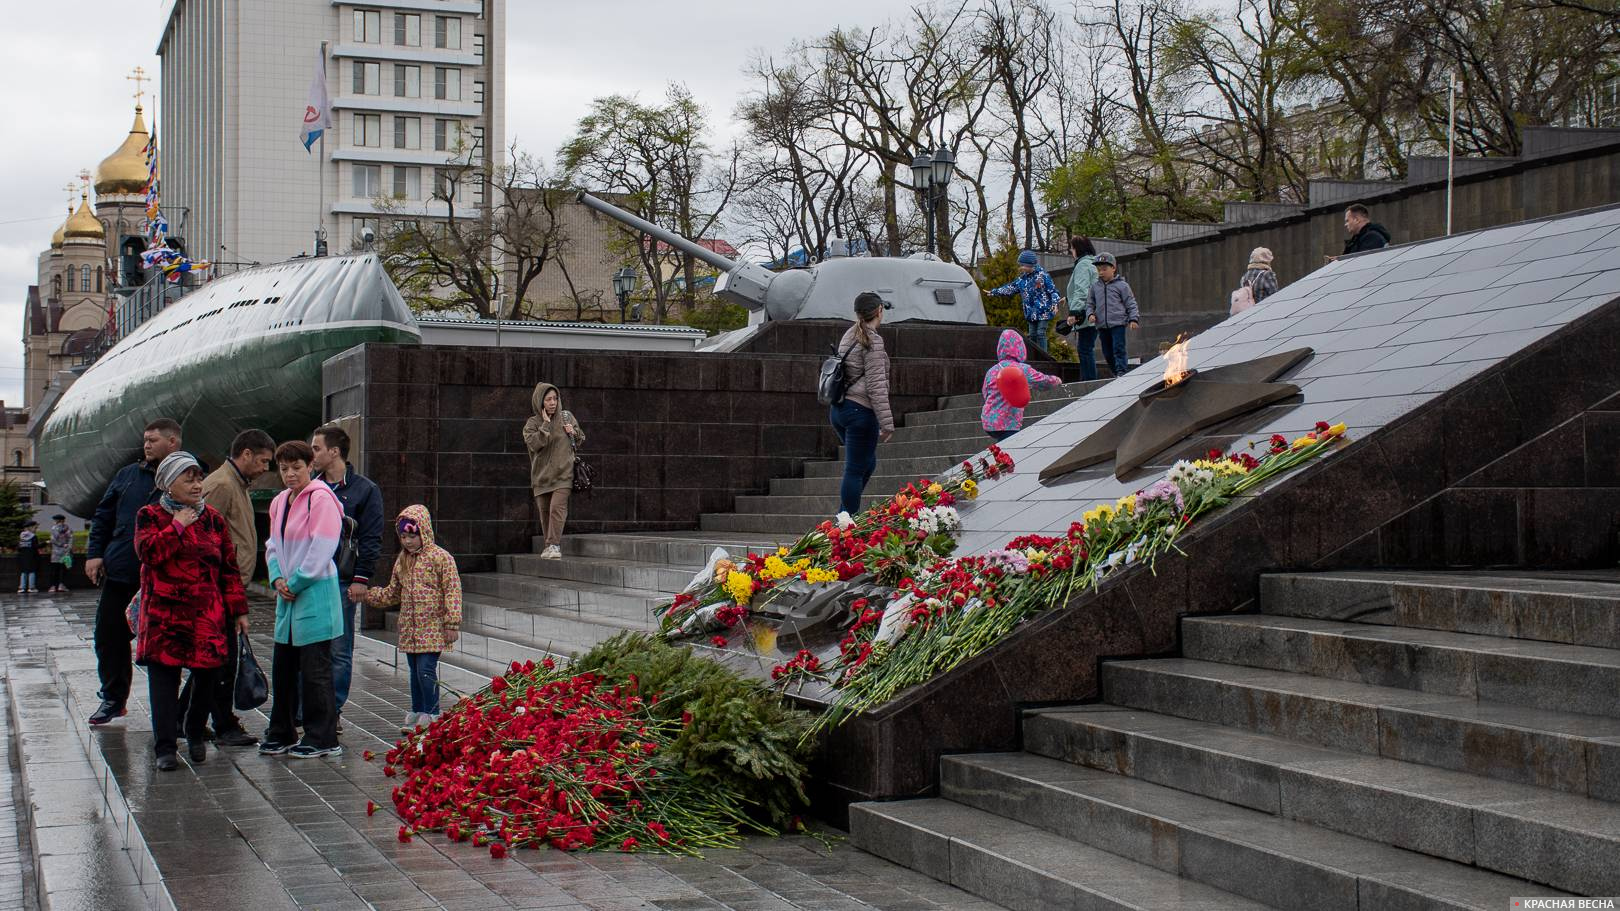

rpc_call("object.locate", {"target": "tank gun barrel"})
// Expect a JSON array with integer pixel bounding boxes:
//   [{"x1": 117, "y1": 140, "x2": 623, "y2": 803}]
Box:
[{"x1": 576, "y1": 192, "x2": 738, "y2": 273}]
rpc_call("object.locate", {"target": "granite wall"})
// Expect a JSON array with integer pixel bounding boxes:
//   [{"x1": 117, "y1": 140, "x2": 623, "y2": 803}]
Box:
[{"x1": 323, "y1": 323, "x2": 1044, "y2": 574}]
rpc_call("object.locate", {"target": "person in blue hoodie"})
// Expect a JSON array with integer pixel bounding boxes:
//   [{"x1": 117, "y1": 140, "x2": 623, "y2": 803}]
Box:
[
  {"x1": 988, "y1": 250, "x2": 1061, "y2": 354},
  {"x1": 981, "y1": 330, "x2": 1064, "y2": 442}
]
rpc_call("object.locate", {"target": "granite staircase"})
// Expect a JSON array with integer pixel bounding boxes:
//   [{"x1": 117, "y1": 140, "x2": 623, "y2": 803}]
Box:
[
  {"x1": 852, "y1": 570, "x2": 1620, "y2": 909},
  {"x1": 382, "y1": 379, "x2": 1105, "y2": 677},
  {"x1": 702, "y1": 380, "x2": 1107, "y2": 536}
]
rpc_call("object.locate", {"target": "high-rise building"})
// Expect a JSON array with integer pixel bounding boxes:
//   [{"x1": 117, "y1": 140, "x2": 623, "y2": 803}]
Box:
[{"x1": 157, "y1": 0, "x2": 505, "y2": 266}]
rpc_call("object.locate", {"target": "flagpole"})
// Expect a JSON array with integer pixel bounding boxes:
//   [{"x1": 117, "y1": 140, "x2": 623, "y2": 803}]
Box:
[{"x1": 317, "y1": 40, "x2": 329, "y2": 256}]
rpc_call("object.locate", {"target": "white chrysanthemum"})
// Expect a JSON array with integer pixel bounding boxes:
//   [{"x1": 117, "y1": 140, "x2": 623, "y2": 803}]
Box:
[{"x1": 835, "y1": 511, "x2": 855, "y2": 529}]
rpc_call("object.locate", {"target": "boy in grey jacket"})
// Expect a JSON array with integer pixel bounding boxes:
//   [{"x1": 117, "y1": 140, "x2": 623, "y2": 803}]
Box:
[{"x1": 1088, "y1": 252, "x2": 1140, "y2": 376}]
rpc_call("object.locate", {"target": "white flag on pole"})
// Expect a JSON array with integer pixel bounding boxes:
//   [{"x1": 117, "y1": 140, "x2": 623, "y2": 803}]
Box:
[{"x1": 300, "y1": 48, "x2": 331, "y2": 152}]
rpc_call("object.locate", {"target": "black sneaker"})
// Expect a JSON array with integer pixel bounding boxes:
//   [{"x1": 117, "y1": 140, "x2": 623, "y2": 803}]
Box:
[
  {"x1": 217, "y1": 729, "x2": 260, "y2": 747},
  {"x1": 188, "y1": 740, "x2": 206, "y2": 764},
  {"x1": 155, "y1": 754, "x2": 179, "y2": 772},
  {"x1": 87, "y1": 700, "x2": 126, "y2": 726},
  {"x1": 288, "y1": 743, "x2": 342, "y2": 760},
  {"x1": 258, "y1": 740, "x2": 293, "y2": 756}
]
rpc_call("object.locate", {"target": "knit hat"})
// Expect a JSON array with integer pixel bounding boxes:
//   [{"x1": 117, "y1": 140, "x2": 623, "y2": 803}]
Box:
[
  {"x1": 1248, "y1": 246, "x2": 1274, "y2": 266},
  {"x1": 155, "y1": 451, "x2": 201, "y2": 492},
  {"x1": 1017, "y1": 250, "x2": 1039, "y2": 266}
]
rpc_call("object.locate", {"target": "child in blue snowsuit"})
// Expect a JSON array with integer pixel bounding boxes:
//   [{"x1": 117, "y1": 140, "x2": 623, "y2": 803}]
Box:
[{"x1": 988, "y1": 250, "x2": 1060, "y2": 353}]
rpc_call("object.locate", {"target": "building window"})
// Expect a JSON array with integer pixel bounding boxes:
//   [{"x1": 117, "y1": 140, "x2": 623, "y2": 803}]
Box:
[
  {"x1": 393, "y1": 116, "x2": 421, "y2": 150},
  {"x1": 434, "y1": 16, "x2": 461, "y2": 49},
  {"x1": 473, "y1": 80, "x2": 485, "y2": 105},
  {"x1": 65, "y1": 268, "x2": 75, "y2": 292},
  {"x1": 352, "y1": 61, "x2": 380, "y2": 95},
  {"x1": 353, "y1": 9, "x2": 381, "y2": 43},
  {"x1": 353, "y1": 164, "x2": 383, "y2": 198},
  {"x1": 434, "y1": 118, "x2": 458, "y2": 151},
  {"x1": 473, "y1": 32, "x2": 485, "y2": 60},
  {"x1": 353, "y1": 113, "x2": 382, "y2": 147},
  {"x1": 434, "y1": 67, "x2": 461, "y2": 101},
  {"x1": 394, "y1": 12, "x2": 420, "y2": 46},
  {"x1": 11, "y1": 451, "x2": 21, "y2": 468},
  {"x1": 471, "y1": 125, "x2": 486, "y2": 156},
  {"x1": 394, "y1": 64, "x2": 420, "y2": 99},
  {"x1": 81, "y1": 265, "x2": 92, "y2": 290},
  {"x1": 433, "y1": 167, "x2": 458, "y2": 201},
  {"x1": 393, "y1": 166, "x2": 421, "y2": 200},
  {"x1": 96, "y1": 266, "x2": 103, "y2": 292}
]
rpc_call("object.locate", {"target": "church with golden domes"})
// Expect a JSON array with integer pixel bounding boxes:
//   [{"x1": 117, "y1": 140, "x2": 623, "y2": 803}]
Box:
[{"x1": 12, "y1": 101, "x2": 162, "y2": 488}]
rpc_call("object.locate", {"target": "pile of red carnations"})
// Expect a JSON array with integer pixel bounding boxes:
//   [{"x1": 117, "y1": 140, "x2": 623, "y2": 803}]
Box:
[{"x1": 383, "y1": 658, "x2": 762, "y2": 856}]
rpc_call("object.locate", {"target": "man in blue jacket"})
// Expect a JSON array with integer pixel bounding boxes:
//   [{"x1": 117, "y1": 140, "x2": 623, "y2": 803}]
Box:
[
  {"x1": 310, "y1": 424, "x2": 383, "y2": 726},
  {"x1": 85, "y1": 418, "x2": 184, "y2": 725}
]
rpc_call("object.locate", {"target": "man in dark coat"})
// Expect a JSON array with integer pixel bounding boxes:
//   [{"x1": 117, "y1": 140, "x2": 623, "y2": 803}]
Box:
[
  {"x1": 1342, "y1": 203, "x2": 1391, "y2": 255},
  {"x1": 85, "y1": 418, "x2": 184, "y2": 725},
  {"x1": 310, "y1": 424, "x2": 384, "y2": 725}
]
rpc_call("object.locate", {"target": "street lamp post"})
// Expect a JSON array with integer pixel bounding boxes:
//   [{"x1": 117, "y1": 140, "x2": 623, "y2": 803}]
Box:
[
  {"x1": 909, "y1": 146, "x2": 956, "y2": 255},
  {"x1": 611, "y1": 267, "x2": 638, "y2": 323}
]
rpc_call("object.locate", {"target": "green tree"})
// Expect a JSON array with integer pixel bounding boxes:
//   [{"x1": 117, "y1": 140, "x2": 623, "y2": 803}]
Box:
[
  {"x1": 0, "y1": 483, "x2": 33, "y2": 551},
  {"x1": 1040, "y1": 147, "x2": 1180, "y2": 242},
  {"x1": 977, "y1": 238, "x2": 1027, "y2": 334}
]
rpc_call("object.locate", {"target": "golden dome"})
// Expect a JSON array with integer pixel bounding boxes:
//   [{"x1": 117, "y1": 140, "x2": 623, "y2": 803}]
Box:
[
  {"x1": 63, "y1": 194, "x2": 105, "y2": 240},
  {"x1": 95, "y1": 105, "x2": 151, "y2": 196},
  {"x1": 50, "y1": 213, "x2": 66, "y2": 249}
]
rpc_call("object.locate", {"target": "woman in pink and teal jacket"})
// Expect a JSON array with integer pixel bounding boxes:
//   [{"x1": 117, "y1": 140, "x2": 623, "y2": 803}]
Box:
[
  {"x1": 982, "y1": 329, "x2": 1063, "y2": 442},
  {"x1": 261, "y1": 439, "x2": 346, "y2": 760}
]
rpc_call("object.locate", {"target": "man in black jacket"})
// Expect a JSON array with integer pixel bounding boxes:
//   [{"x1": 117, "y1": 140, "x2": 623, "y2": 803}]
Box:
[
  {"x1": 310, "y1": 425, "x2": 383, "y2": 724},
  {"x1": 85, "y1": 418, "x2": 184, "y2": 725},
  {"x1": 1342, "y1": 204, "x2": 1391, "y2": 255}
]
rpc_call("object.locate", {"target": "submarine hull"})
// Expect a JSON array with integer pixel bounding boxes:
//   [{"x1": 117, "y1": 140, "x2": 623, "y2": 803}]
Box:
[{"x1": 39, "y1": 255, "x2": 419, "y2": 515}]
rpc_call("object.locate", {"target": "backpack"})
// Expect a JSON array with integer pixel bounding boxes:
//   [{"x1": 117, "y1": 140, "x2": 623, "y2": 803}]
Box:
[
  {"x1": 817, "y1": 342, "x2": 856, "y2": 406},
  {"x1": 1230, "y1": 282, "x2": 1256, "y2": 316}
]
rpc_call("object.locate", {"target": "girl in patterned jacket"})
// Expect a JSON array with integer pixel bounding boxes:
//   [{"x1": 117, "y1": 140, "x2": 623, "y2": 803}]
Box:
[
  {"x1": 363, "y1": 504, "x2": 462, "y2": 733},
  {"x1": 981, "y1": 329, "x2": 1064, "y2": 442}
]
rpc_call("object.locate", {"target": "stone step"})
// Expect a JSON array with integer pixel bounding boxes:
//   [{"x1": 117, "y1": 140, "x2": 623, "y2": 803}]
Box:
[
  {"x1": 498, "y1": 552, "x2": 701, "y2": 595},
  {"x1": 556, "y1": 532, "x2": 790, "y2": 565},
  {"x1": 941, "y1": 750, "x2": 1569, "y2": 911},
  {"x1": 888, "y1": 418, "x2": 997, "y2": 444},
  {"x1": 905, "y1": 394, "x2": 1086, "y2": 429},
  {"x1": 1183, "y1": 613, "x2": 1620, "y2": 718},
  {"x1": 386, "y1": 591, "x2": 650, "y2": 659},
  {"x1": 1262, "y1": 571, "x2": 1620, "y2": 650},
  {"x1": 730, "y1": 494, "x2": 886, "y2": 516},
  {"x1": 934, "y1": 379, "x2": 1108, "y2": 412},
  {"x1": 459, "y1": 572, "x2": 662, "y2": 624},
  {"x1": 1099, "y1": 656, "x2": 1620, "y2": 798},
  {"x1": 768, "y1": 474, "x2": 936, "y2": 498},
  {"x1": 849, "y1": 798, "x2": 1276, "y2": 911},
  {"x1": 841, "y1": 435, "x2": 989, "y2": 463},
  {"x1": 801, "y1": 454, "x2": 962, "y2": 479},
  {"x1": 1024, "y1": 705, "x2": 1620, "y2": 896},
  {"x1": 699, "y1": 512, "x2": 828, "y2": 536}
]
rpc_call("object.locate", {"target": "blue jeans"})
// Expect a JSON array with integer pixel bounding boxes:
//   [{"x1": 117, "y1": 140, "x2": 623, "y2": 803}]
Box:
[
  {"x1": 1026, "y1": 319, "x2": 1050, "y2": 353},
  {"x1": 330, "y1": 589, "x2": 357, "y2": 710},
  {"x1": 1099, "y1": 326, "x2": 1129, "y2": 376},
  {"x1": 987, "y1": 429, "x2": 1017, "y2": 443},
  {"x1": 406, "y1": 652, "x2": 440, "y2": 715},
  {"x1": 829, "y1": 400, "x2": 880, "y2": 516},
  {"x1": 1073, "y1": 324, "x2": 1099, "y2": 381}
]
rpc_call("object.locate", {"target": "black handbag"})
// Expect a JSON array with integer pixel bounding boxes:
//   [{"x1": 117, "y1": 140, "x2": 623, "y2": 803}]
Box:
[
  {"x1": 233, "y1": 632, "x2": 269, "y2": 711},
  {"x1": 572, "y1": 456, "x2": 595, "y2": 493}
]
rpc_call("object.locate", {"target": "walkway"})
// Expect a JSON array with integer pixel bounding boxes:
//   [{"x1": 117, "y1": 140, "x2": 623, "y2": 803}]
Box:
[{"x1": 4, "y1": 591, "x2": 1003, "y2": 911}]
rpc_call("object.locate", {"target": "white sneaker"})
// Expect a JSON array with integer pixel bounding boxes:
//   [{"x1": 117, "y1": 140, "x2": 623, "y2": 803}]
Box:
[
  {"x1": 400, "y1": 712, "x2": 419, "y2": 734},
  {"x1": 540, "y1": 545, "x2": 561, "y2": 560}
]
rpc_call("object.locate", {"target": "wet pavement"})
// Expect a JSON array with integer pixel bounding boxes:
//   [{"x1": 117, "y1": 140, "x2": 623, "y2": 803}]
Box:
[{"x1": 3, "y1": 591, "x2": 1003, "y2": 911}]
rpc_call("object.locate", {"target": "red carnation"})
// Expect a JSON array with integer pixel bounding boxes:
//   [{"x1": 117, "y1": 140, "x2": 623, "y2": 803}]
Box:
[
  {"x1": 620, "y1": 836, "x2": 639, "y2": 852},
  {"x1": 710, "y1": 635, "x2": 728, "y2": 648},
  {"x1": 397, "y1": 826, "x2": 412, "y2": 843},
  {"x1": 366, "y1": 801, "x2": 377, "y2": 816},
  {"x1": 490, "y1": 842, "x2": 507, "y2": 859}
]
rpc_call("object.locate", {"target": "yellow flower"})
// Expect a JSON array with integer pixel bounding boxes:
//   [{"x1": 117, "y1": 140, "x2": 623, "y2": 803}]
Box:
[
  {"x1": 724, "y1": 571, "x2": 755, "y2": 605},
  {"x1": 1327, "y1": 423, "x2": 1347, "y2": 437},
  {"x1": 1024, "y1": 549, "x2": 1049, "y2": 563},
  {"x1": 1082, "y1": 504, "x2": 1116, "y2": 526},
  {"x1": 793, "y1": 558, "x2": 811, "y2": 572},
  {"x1": 961, "y1": 479, "x2": 979, "y2": 500},
  {"x1": 1292, "y1": 435, "x2": 1317, "y2": 450},
  {"x1": 1115, "y1": 494, "x2": 1137, "y2": 514},
  {"x1": 805, "y1": 566, "x2": 839, "y2": 584},
  {"x1": 778, "y1": 546, "x2": 790, "y2": 556},
  {"x1": 926, "y1": 483, "x2": 943, "y2": 497},
  {"x1": 759, "y1": 555, "x2": 793, "y2": 581}
]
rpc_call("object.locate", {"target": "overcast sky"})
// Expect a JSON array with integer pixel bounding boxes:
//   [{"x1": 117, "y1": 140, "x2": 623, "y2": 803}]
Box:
[{"x1": 0, "y1": 0, "x2": 893, "y2": 404}]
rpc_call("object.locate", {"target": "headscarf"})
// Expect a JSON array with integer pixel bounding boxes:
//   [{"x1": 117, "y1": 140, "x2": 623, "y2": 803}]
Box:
[{"x1": 155, "y1": 451, "x2": 205, "y2": 516}]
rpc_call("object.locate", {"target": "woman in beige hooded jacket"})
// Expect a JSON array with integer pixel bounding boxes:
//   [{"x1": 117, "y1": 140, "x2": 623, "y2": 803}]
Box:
[{"x1": 522, "y1": 383, "x2": 585, "y2": 559}]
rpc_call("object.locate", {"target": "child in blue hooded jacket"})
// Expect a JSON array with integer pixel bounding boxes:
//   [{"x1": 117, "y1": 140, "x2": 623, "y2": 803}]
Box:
[{"x1": 988, "y1": 250, "x2": 1061, "y2": 353}]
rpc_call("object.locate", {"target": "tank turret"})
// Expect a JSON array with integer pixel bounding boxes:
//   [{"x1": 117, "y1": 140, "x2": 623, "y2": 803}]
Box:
[{"x1": 577, "y1": 192, "x2": 985, "y2": 325}]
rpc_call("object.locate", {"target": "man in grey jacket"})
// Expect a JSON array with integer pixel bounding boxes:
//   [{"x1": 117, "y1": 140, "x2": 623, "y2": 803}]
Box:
[{"x1": 1088, "y1": 253, "x2": 1141, "y2": 377}]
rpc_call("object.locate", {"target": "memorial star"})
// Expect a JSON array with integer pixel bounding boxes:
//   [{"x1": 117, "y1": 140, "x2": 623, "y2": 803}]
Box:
[{"x1": 1040, "y1": 347, "x2": 1315, "y2": 483}]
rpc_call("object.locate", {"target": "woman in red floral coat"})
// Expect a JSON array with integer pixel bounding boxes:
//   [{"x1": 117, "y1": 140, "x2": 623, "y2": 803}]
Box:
[{"x1": 134, "y1": 451, "x2": 251, "y2": 771}]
